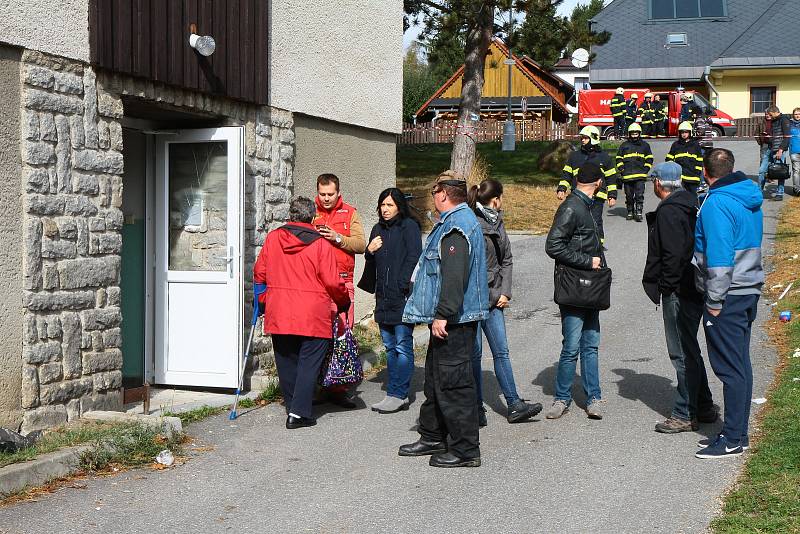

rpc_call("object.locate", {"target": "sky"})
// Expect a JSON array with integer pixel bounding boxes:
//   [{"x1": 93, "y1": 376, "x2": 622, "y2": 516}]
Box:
[{"x1": 402, "y1": 0, "x2": 588, "y2": 50}]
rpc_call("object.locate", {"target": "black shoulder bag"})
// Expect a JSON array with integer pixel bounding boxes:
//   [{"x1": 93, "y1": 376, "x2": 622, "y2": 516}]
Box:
[
  {"x1": 552, "y1": 203, "x2": 612, "y2": 310},
  {"x1": 553, "y1": 260, "x2": 612, "y2": 311}
]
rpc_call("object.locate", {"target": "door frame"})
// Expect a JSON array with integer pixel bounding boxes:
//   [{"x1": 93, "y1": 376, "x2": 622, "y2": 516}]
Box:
[{"x1": 153, "y1": 127, "x2": 244, "y2": 387}]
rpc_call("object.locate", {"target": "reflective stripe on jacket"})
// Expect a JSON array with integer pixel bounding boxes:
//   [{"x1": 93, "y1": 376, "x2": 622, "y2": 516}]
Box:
[
  {"x1": 616, "y1": 139, "x2": 653, "y2": 181},
  {"x1": 666, "y1": 138, "x2": 704, "y2": 183},
  {"x1": 610, "y1": 95, "x2": 626, "y2": 117},
  {"x1": 558, "y1": 145, "x2": 619, "y2": 200}
]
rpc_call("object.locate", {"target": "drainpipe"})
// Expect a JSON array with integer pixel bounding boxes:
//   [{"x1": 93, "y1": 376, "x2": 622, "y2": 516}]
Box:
[
  {"x1": 704, "y1": 66, "x2": 720, "y2": 108},
  {"x1": 430, "y1": 110, "x2": 439, "y2": 143}
]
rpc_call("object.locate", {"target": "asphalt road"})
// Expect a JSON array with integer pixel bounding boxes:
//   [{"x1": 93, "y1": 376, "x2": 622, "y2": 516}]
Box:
[{"x1": 2, "y1": 140, "x2": 781, "y2": 534}]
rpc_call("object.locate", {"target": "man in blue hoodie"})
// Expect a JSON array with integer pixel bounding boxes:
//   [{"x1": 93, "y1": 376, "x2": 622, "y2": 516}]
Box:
[
  {"x1": 693, "y1": 148, "x2": 764, "y2": 459},
  {"x1": 789, "y1": 107, "x2": 800, "y2": 191}
]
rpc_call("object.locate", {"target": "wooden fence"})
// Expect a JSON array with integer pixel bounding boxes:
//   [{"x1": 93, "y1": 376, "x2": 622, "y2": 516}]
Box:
[
  {"x1": 398, "y1": 120, "x2": 580, "y2": 145},
  {"x1": 732, "y1": 117, "x2": 762, "y2": 138},
  {"x1": 399, "y1": 117, "x2": 763, "y2": 144}
]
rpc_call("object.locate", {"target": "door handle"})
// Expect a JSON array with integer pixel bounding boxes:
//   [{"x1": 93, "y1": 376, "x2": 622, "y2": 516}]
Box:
[{"x1": 215, "y1": 246, "x2": 236, "y2": 278}]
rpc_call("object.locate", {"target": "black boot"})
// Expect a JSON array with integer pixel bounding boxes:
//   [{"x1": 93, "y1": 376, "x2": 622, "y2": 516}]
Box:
[
  {"x1": 626, "y1": 208, "x2": 634, "y2": 221},
  {"x1": 429, "y1": 452, "x2": 481, "y2": 468},
  {"x1": 398, "y1": 439, "x2": 447, "y2": 457},
  {"x1": 634, "y1": 203, "x2": 643, "y2": 222}
]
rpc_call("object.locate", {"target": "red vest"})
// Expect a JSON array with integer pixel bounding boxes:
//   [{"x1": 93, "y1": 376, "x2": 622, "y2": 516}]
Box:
[{"x1": 313, "y1": 196, "x2": 356, "y2": 276}]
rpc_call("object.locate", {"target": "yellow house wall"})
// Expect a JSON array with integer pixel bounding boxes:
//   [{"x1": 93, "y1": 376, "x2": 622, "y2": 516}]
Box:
[
  {"x1": 441, "y1": 44, "x2": 545, "y2": 99},
  {"x1": 714, "y1": 69, "x2": 800, "y2": 118}
]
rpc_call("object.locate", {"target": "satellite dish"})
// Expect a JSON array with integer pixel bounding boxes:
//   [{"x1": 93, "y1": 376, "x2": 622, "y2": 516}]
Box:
[{"x1": 571, "y1": 48, "x2": 589, "y2": 68}]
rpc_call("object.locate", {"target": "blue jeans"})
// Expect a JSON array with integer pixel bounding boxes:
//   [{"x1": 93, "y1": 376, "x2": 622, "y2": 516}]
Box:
[
  {"x1": 555, "y1": 306, "x2": 601, "y2": 404},
  {"x1": 759, "y1": 146, "x2": 786, "y2": 194},
  {"x1": 661, "y1": 293, "x2": 714, "y2": 421},
  {"x1": 472, "y1": 307, "x2": 520, "y2": 407},
  {"x1": 379, "y1": 323, "x2": 415, "y2": 399}
]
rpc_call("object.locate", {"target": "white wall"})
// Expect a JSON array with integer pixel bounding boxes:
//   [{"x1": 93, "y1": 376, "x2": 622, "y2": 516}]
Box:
[
  {"x1": 269, "y1": 0, "x2": 403, "y2": 135},
  {"x1": 0, "y1": 0, "x2": 90, "y2": 61}
]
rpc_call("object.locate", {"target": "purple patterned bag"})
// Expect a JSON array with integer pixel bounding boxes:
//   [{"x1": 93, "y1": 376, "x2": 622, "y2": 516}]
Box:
[{"x1": 319, "y1": 320, "x2": 363, "y2": 387}]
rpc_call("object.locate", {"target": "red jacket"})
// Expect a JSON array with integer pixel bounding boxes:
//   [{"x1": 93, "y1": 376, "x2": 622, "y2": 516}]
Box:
[
  {"x1": 254, "y1": 223, "x2": 350, "y2": 339},
  {"x1": 312, "y1": 196, "x2": 365, "y2": 277}
]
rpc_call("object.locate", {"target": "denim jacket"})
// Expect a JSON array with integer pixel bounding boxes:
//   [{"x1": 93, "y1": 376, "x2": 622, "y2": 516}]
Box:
[{"x1": 402, "y1": 203, "x2": 489, "y2": 324}]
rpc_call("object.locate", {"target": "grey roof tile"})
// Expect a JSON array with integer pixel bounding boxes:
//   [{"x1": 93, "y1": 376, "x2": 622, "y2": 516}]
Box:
[{"x1": 589, "y1": 0, "x2": 793, "y2": 81}]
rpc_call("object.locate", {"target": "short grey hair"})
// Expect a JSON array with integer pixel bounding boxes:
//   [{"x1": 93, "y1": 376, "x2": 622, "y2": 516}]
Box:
[
  {"x1": 289, "y1": 196, "x2": 316, "y2": 223},
  {"x1": 656, "y1": 177, "x2": 683, "y2": 192}
]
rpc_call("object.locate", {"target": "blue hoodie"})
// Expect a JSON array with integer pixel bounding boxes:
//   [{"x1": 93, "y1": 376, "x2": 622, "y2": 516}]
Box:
[
  {"x1": 694, "y1": 171, "x2": 764, "y2": 309},
  {"x1": 790, "y1": 118, "x2": 800, "y2": 154}
]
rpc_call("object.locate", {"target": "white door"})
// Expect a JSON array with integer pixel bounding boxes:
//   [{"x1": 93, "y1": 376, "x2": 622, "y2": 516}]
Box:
[{"x1": 154, "y1": 127, "x2": 243, "y2": 388}]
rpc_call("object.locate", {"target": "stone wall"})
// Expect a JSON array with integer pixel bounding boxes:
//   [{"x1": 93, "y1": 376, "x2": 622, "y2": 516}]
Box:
[
  {"x1": 18, "y1": 50, "x2": 294, "y2": 432},
  {"x1": 20, "y1": 51, "x2": 126, "y2": 433}
]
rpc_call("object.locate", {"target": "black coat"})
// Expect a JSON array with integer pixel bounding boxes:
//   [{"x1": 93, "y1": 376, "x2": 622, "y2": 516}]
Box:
[
  {"x1": 642, "y1": 189, "x2": 702, "y2": 304},
  {"x1": 475, "y1": 207, "x2": 513, "y2": 307},
  {"x1": 363, "y1": 216, "x2": 422, "y2": 325},
  {"x1": 545, "y1": 190, "x2": 602, "y2": 270}
]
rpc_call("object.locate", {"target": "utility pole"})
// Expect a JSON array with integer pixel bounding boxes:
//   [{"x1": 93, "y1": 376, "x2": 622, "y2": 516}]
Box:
[{"x1": 502, "y1": 6, "x2": 516, "y2": 151}]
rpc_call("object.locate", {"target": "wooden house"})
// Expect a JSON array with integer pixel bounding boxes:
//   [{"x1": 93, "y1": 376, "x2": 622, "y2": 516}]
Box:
[{"x1": 415, "y1": 38, "x2": 571, "y2": 127}]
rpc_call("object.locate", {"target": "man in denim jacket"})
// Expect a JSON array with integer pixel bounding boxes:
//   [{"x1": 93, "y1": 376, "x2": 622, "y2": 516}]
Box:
[{"x1": 399, "y1": 171, "x2": 489, "y2": 468}]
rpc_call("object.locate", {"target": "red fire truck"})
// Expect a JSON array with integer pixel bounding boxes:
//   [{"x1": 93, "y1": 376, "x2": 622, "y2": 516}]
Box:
[{"x1": 577, "y1": 88, "x2": 737, "y2": 139}]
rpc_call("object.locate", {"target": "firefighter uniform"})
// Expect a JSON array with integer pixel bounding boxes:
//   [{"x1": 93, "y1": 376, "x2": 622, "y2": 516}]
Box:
[
  {"x1": 616, "y1": 123, "x2": 653, "y2": 222},
  {"x1": 625, "y1": 94, "x2": 639, "y2": 131},
  {"x1": 610, "y1": 88, "x2": 627, "y2": 137},
  {"x1": 558, "y1": 131, "x2": 619, "y2": 242},
  {"x1": 653, "y1": 97, "x2": 667, "y2": 137},
  {"x1": 638, "y1": 93, "x2": 657, "y2": 138},
  {"x1": 666, "y1": 122, "x2": 704, "y2": 197}
]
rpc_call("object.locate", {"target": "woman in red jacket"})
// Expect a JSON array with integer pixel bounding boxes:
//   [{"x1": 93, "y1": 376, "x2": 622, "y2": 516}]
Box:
[{"x1": 254, "y1": 197, "x2": 350, "y2": 429}]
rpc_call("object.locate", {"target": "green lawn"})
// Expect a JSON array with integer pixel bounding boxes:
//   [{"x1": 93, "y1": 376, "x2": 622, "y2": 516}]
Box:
[
  {"x1": 712, "y1": 197, "x2": 800, "y2": 533},
  {"x1": 397, "y1": 140, "x2": 620, "y2": 186}
]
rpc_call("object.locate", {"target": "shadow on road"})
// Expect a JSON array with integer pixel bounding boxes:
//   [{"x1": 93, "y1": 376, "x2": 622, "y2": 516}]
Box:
[
  {"x1": 611, "y1": 368, "x2": 673, "y2": 418},
  {"x1": 531, "y1": 362, "x2": 589, "y2": 408}
]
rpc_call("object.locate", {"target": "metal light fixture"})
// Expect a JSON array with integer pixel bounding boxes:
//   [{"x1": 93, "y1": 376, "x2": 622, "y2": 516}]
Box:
[{"x1": 188, "y1": 23, "x2": 216, "y2": 57}]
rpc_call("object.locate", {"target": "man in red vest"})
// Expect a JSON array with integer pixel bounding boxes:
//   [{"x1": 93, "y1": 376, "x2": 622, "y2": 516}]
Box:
[{"x1": 312, "y1": 173, "x2": 366, "y2": 407}]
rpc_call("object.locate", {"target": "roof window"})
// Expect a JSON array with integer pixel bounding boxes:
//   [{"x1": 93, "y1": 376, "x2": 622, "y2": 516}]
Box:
[
  {"x1": 666, "y1": 32, "x2": 688, "y2": 46},
  {"x1": 651, "y1": 0, "x2": 726, "y2": 20}
]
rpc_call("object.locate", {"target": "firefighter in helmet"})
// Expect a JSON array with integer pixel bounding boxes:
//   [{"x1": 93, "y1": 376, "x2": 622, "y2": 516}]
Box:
[
  {"x1": 665, "y1": 121, "x2": 704, "y2": 197},
  {"x1": 625, "y1": 93, "x2": 639, "y2": 131},
  {"x1": 638, "y1": 92, "x2": 656, "y2": 138},
  {"x1": 653, "y1": 94, "x2": 667, "y2": 137},
  {"x1": 557, "y1": 125, "x2": 619, "y2": 244},
  {"x1": 610, "y1": 87, "x2": 627, "y2": 137},
  {"x1": 616, "y1": 122, "x2": 653, "y2": 222}
]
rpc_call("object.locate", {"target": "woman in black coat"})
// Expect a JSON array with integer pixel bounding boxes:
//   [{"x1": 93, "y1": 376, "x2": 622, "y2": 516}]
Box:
[{"x1": 360, "y1": 188, "x2": 422, "y2": 414}]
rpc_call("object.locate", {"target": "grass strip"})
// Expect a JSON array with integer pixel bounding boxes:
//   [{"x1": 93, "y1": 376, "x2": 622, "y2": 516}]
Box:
[
  {"x1": 712, "y1": 196, "x2": 800, "y2": 533},
  {"x1": 0, "y1": 422, "x2": 124, "y2": 469},
  {"x1": 79, "y1": 422, "x2": 183, "y2": 471}
]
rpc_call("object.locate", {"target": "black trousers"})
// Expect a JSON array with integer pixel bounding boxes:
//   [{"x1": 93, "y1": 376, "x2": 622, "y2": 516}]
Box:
[
  {"x1": 272, "y1": 334, "x2": 330, "y2": 419},
  {"x1": 591, "y1": 198, "x2": 605, "y2": 242},
  {"x1": 653, "y1": 119, "x2": 666, "y2": 137},
  {"x1": 418, "y1": 322, "x2": 480, "y2": 458},
  {"x1": 613, "y1": 115, "x2": 626, "y2": 137},
  {"x1": 623, "y1": 180, "x2": 645, "y2": 209},
  {"x1": 642, "y1": 122, "x2": 655, "y2": 137}
]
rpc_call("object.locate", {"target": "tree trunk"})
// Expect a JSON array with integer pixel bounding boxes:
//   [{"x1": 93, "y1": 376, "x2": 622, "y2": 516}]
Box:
[{"x1": 449, "y1": 3, "x2": 494, "y2": 179}]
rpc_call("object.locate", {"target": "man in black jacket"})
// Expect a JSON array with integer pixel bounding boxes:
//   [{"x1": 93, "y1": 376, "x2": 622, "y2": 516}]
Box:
[
  {"x1": 545, "y1": 163, "x2": 605, "y2": 420},
  {"x1": 617, "y1": 122, "x2": 653, "y2": 222},
  {"x1": 643, "y1": 162, "x2": 718, "y2": 434},
  {"x1": 757, "y1": 105, "x2": 791, "y2": 199}
]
